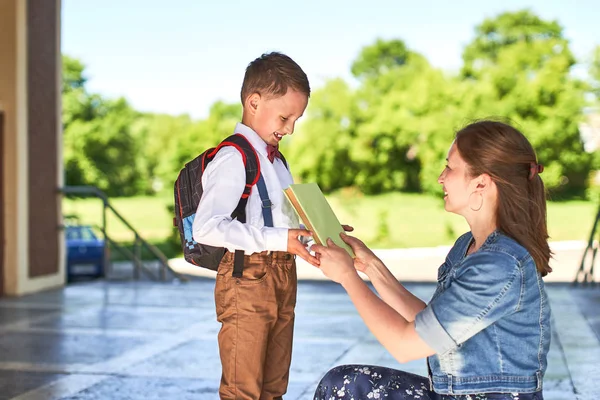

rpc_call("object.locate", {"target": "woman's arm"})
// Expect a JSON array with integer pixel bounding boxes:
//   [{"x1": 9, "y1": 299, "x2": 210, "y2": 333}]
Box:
[
  {"x1": 336, "y1": 254, "x2": 435, "y2": 363},
  {"x1": 341, "y1": 233, "x2": 426, "y2": 321},
  {"x1": 365, "y1": 258, "x2": 427, "y2": 321}
]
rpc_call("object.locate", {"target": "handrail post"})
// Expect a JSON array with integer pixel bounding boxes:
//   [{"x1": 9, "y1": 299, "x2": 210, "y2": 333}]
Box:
[
  {"x1": 134, "y1": 235, "x2": 141, "y2": 280},
  {"x1": 160, "y1": 258, "x2": 166, "y2": 281},
  {"x1": 60, "y1": 185, "x2": 187, "y2": 282},
  {"x1": 573, "y1": 203, "x2": 600, "y2": 285},
  {"x1": 102, "y1": 200, "x2": 109, "y2": 278}
]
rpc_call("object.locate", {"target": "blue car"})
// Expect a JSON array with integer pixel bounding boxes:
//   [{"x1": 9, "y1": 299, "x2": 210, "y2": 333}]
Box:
[{"x1": 65, "y1": 225, "x2": 105, "y2": 281}]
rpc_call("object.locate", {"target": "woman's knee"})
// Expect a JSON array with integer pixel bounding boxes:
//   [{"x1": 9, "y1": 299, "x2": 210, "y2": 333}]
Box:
[
  {"x1": 314, "y1": 364, "x2": 433, "y2": 400},
  {"x1": 317, "y1": 364, "x2": 353, "y2": 387},
  {"x1": 314, "y1": 364, "x2": 384, "y2": 400}
]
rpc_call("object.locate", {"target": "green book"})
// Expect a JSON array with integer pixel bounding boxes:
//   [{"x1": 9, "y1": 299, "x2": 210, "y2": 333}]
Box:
[{"x1": 284, "y1": 183, "x2": 355, "y2": 257}]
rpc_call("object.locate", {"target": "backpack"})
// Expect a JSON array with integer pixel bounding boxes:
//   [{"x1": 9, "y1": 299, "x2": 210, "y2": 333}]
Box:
[{"x1": 173, "y1": 133, "x2": 286, "y2": 277}]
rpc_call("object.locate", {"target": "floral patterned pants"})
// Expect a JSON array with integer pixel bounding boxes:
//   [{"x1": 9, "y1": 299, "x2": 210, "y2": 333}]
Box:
[{"x1": 313, "y1": 365, "x2": 544, "y2": 400}]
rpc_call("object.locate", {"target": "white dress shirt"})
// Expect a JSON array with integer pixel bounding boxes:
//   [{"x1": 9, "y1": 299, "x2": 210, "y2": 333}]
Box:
[{"x1": 192, "y1": 123, "x2": 300, "y2": 255}]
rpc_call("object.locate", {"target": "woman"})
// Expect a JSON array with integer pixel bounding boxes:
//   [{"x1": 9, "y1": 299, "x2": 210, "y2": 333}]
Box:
[{"x1": 311, "y1": 120, "x2": 551, "y2": 400}]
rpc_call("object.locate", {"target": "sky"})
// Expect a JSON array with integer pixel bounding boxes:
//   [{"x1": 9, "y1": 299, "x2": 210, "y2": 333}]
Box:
[{"x1": 62, "y1": 0, "x2": 599, "y2": 120}]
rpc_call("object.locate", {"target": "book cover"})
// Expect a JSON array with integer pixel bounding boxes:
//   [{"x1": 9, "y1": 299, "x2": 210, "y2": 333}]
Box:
[{"x1": 283, "y1": 183, "x2": 355, "y2": 257}]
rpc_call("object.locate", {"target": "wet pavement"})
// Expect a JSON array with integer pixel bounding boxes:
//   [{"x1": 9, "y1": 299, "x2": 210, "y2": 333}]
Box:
[{"x1": 0, "y1": 278, "x2": 598, "y2": 400}]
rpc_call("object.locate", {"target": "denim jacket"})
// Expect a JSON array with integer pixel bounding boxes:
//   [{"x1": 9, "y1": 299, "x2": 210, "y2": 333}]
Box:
[{"x1": 415, "y1": 231, "x2": 551, "y2": 395}]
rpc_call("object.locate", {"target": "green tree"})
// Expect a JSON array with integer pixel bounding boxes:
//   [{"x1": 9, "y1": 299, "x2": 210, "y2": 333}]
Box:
[
  {"x1": 62, "y1": 55, "x2": 86, "y2": 92},
  {"x1": 462, "y1": 10, "x2": 564, "y2": 78},
  {"x1": 591, "y1": 45, "x2": 600, "y2": 101},
  {"x1": 169, "y1": 101, "x2": 242, "y2": 183},
  {"x1": 351, "y1": 39, "x2": 411, "y2": 79},
  {"x1": 348, "y1": 40, "x2": 455, "y2": 194},
  {"x1": 460, "y1": 10, "x2": 590, "y2": 196},
  {"x1": 62, "y1": 55, "x2": 97, "y2": 129},
  {"x1": 131, "y1": 113, "x2": 194, "y2": 191},
  {"x1": 288, "y1": 78, "x2": 358, "y2": 192},
  {"x1": 62, "y1": 55, "x2": 147, "y2": 196},
  {"x1": 294, "y1": 39, "x2": 480, "y2": 195}
]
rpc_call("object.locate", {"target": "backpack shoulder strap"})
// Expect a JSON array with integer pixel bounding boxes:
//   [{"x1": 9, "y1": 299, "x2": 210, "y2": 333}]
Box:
[
  {"x1": 278, "y1": 151, "x2": 289, "y2": 170},
  {"x1": 202, "y1": 134, "x2": 261, "y2": 222},
  {"x1": 206, "y1": 134, "x2": 262, "y2": 278}
]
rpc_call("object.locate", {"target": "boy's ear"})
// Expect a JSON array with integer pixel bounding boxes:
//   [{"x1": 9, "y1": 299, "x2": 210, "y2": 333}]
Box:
[{"x1": 246, "y1": 93, "x2": 260, "y2": 114}]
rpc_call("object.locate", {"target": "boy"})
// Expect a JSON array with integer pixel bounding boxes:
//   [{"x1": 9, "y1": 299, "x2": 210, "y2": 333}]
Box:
[{"x1": 192, "y1": 52, "x2": 318, "y2": 400}]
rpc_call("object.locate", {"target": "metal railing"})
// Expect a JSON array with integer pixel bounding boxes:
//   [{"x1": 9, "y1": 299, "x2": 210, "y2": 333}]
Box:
[
  {"x1": 573, "y1": 203, "x2": 600, "y2": 286},
  {"x1": 61, "y1": 186, "x2": 187, "y2": 282}
]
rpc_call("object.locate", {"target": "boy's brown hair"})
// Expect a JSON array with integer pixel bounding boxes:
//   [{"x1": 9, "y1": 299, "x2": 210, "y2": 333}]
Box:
[{"x1": 240, "y1": 52, "x2": 310, "y2": 104}]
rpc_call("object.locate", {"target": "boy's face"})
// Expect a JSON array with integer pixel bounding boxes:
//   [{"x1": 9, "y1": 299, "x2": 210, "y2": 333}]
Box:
[{"x1": 245, "y1": 89, "x2": 308, "y2": 146}]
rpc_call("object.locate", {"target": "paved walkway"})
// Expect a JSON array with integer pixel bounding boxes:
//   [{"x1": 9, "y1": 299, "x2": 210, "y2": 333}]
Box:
[{"x1": 0, "y1": 277, "x2": 598, "y2": 399}]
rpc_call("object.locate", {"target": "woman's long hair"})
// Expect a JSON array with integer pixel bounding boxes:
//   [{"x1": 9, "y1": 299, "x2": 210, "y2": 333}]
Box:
[{"x1": 455, "y1": 120, "x2": 552, "y2": 276}]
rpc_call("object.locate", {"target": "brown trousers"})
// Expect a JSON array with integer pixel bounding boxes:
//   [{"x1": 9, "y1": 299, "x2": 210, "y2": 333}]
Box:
[{"x1": 215, "y1": 251, "x2": 297, "y2": 400}]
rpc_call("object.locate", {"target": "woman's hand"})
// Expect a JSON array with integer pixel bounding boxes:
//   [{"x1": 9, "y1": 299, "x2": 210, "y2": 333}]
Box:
[
  {"x1": 340, "y1": 233, "x2": 380, "y2": 275},
  {"x1": 310, "y1": 238, "x2": 357, "y2": 285}
]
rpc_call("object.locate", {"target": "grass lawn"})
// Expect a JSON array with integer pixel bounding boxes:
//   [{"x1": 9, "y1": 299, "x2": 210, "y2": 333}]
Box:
[
  {"x1": 327, "y1": 190, "x2": 597, "y2": 248},
  {"x1": 63, "y1": 191, "x2": 597, "y2": 257},
  {"x1": 63, "y1": 192, "x2": 174, "y2": 242}
]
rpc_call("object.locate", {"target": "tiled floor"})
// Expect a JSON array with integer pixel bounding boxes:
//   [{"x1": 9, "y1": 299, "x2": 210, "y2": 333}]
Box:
[{"x1": 0, "y1": 279, "x2": 597, "y2": 399}]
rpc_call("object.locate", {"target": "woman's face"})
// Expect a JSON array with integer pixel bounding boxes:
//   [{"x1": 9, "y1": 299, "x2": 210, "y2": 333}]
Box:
[{"x1": 437, "y1": 142, "x2": 474, "y2": 215}]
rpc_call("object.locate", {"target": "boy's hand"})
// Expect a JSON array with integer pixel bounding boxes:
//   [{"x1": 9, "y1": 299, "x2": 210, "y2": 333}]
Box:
[{"x1": 287, "y1": 229, "x2": 320, "y2": 266}]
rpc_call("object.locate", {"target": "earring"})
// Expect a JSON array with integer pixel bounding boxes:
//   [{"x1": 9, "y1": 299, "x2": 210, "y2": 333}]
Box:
[{"x1": 469, "y1": 192, "x2": 483, "y2": 211}]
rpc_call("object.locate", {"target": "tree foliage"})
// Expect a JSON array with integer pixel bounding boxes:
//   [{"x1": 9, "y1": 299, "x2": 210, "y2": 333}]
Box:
[
  {"x1": 62, "y1": 55, "x2": 145, "y2": 196},
  {"x1": 460, "y1": 10, "x2": 589, "y2": 195},
  {"x1": 591, "y1": 45, "x2": 600, "y2": 100},
  {"x1": 62, "y1": 10, "x2": 598, "y2": 199}
]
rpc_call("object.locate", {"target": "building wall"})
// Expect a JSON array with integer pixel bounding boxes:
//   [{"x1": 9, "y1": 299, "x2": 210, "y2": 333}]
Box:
[
  {"x1": 0, "y1": 111, "x2": 4, "y2": 296},
  {"x1": 0, "y1": 0, "x2": 64, "y2": 296},
  {"x1": 0, "y1": 0, "x2": 26, "y2": 295},
  {"x1": 27, "y1": 0, "x2": 61, "y2": 278}
]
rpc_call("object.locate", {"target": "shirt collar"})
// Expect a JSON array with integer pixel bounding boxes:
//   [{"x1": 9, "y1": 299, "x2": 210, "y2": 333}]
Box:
[{"x1": 234, "y1": 122, "x2": 269, "y2": 157}]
